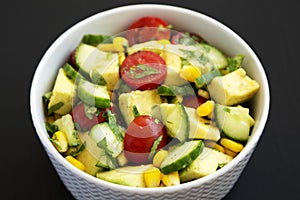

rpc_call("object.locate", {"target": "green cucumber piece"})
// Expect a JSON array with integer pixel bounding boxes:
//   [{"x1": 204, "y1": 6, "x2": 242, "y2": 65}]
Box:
[
  {"x1": 199, "y1": 43, "x2": 228, "y2": 69},
  {"x1": 75, "y1": 43, "x2": 115, "y2": 77},
  {"x1": 159, "y1": 103, "x2": 189, "y2": 142},
  {"x1": 214, "y1": 104, "x2": 250, "y2": 142},
  {"x1": 194, "y1": 69, "x2": 222, "y2": 88},
  {"x1": 88, "y1": 123, "x2": 123, "y2": 158},
  {"x1": 62, "y1": 63, "x2": 85, "y2": 81},
  {"x1": 77, "y1": 79, "x2": 110, "y2": 108},
  {"x1": 157, "y1": 85, "x2": 195, "y2": 96},
  {"x1": 160, "y1": 140, "x2": 204, "y2": 174},
  {"x1": 81, "y1": 34, "x2": 113, "y2": 46}
]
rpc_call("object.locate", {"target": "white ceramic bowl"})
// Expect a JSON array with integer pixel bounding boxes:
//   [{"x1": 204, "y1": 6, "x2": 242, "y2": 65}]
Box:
[{"x1": 30, "y1": 4, "x2": 270, "y2": 200}]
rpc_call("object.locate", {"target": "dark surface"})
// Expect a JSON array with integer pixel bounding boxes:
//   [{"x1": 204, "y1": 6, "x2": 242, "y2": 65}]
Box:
[{"x1": 2, "y1": 0, "x2": 299, "y2": 199}]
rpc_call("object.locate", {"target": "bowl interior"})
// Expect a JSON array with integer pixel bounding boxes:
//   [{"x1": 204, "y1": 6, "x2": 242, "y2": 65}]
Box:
[{"x1": 30, "y1": 4, "x2": 270, "y2": 193}]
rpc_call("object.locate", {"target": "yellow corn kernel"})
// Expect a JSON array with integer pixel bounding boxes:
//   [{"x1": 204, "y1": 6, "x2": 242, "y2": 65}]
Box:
[
  {"x1": 113, "y1": 37, "x2": 129, "y2": 52},
  {"x1": 196, "y1": 100, "x2": 214, "y2": 117},
  {"x1": 224, "y1": 148, "x2": 238, "y2": 157},
  {"x1": 97, "y1": 43, "x2": 115, "y2": 52},
  {"x1": 153, "y1": 150, "x2": 168, "y2": 168},
  {"x1": 65, "y1": 155, "x2": 86, "y2": 171},
  {"x1": 197, "y1": 89, "x2": 210, "y2": 99},
  {"x1": 143, "y1": 166, "x2": 162, "y2": 187},
  {"x1": 118, "y1": 52, "x2": 126, "y2": 65},
  {"x1": 214, "y1": 143, "x2": 226, "y2": 153},
  {"x1": 51, "y1": 131, "x2": 68, "y2": 153},
  {"x1": 180, "y1": 65, "x2": 202, "y2": 82},
  {"x1": 220, "y1": 138, "x2": 244, "y2": 153},
  {"x1": 157, "y1": 39, "x2": 171, "y2": 45},
  {"x1": 161, "y1": 171, "x2": 180, "y2": 186}
]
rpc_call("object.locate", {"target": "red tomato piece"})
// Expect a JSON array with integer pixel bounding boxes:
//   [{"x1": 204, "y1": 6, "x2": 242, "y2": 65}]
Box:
[
  {"x1": 71, "y1": 102, "x2": 108, "y2": 131},
  {"x1": 120, "y1": 51, "x2": 167, "y2": 90},
  {"x1": 126, "y1": 16, "x2": 171, "y2": 45},
  {"x1": 182, "y1": 96, "x2": 207, "y2": 109},
  {"x1": 124, "y1": 115, "x2": 168, "y2": 164}
]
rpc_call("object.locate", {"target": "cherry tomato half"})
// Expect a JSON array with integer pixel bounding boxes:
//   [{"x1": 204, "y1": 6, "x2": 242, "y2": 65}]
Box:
[
  {"x1": 71, "y1": 102, "x2": 108, "y2": 131},
  {"x1": 182, "y1": 96, "x2": 207, "y2": 109},
  {"x1": 124, "y1": 115, "x2": 168, "y2": 164},
  {"x1": 126, "y1": 16, "x2": 171, "y2": 46},
  {"x1": 120, "y1": 51, "x2": 167, "y2": 90}
]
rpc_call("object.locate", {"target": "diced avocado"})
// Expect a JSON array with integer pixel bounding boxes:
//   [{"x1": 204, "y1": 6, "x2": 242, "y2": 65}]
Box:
[
  {"x1": 76, "y1": 132, "x2": 104, "y2": 176},
  {"x1": 160, "y1": 51, "x2": 187, "y2": 86},
  {"x1": 214, "y1": 104, "x2": 251, "y2": 142},
  {"x1": 179, "y1": 147, "x2": 233, "y2": 182},
  {"x1": 208, "y1": 68, "x2": 260, "y2": 106},
  {"x1": 184, "y1": 107, "x2": 220, "y2": 141},
  {"x1": 48, "y1": 68, "x2": 76, "y2": 115},
  {"x1": 96, "y1": 165, "x2": 153, "y2": 187},
  {"x1": 89, "y1": 52, "x2": 120, "y2": 91},
  {"x1": 159, "y1": 103, "x2": 189, "y2": 142},
  {"x1": 118, "y1": 90, "x2": 162, "y2": 125},
  {"x1": 53, "y1": 114, "x2": 80, "y2": 146}
]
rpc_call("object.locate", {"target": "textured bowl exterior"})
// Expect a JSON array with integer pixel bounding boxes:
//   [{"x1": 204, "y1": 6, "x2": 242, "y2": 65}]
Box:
[
  {"x1": 45, "y1": 141, "x2": 254, "y2": 200},
  {"x1": 30, "y1": 4, "x2": 270, "y2": 200}
]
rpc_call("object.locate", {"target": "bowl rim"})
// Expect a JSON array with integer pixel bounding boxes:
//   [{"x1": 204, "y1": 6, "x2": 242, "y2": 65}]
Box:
[{"x1": 30, "y1": 3, "x2": 270, "y2": 194}]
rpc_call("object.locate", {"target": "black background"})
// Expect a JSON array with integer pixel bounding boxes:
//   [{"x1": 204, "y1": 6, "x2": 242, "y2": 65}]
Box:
[{"x1": 2, "y1": 0, "x2": 299, "y2": 199}]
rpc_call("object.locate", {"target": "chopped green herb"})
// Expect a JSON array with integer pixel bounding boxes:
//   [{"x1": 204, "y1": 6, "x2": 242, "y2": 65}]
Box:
[
  {"x1": 97, "y1": 138, "x2": 113, "y2": 155},
  {"x1": 130, "y1": 64, "x2": 160, "y2": 79},
  {"x1": 132, "y1": 105, "x2": 140, "y2": 118},
  {"x1": 107, "y1": 110, "x2": 123, "y2": 141},
  {"x1": 47, "y1": 102, "x2": 64, "y2": 115},
  {"x1": 217, "y1": 163, "x2": 227, "y2": 169},
  {"x1": 45, "y1": 122, "x2": 58, "y2": 137},
  {"x1": 70, "y1": 142, "x2": 86, "y2": 157},
  {"x1": 223, "y1": 107, "x2": 231, "y2": 113},
  {"x1": 42, "y1": 92, "x2": 52, "y2": 104},
  {"x1": 148, "y1": 135, "x2": 163, "y2": 160}
]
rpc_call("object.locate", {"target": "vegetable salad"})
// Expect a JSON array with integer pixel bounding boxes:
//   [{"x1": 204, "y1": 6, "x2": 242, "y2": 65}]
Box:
[{"x1": 43, "y1": 16, "x2": 260, "y2": 187}]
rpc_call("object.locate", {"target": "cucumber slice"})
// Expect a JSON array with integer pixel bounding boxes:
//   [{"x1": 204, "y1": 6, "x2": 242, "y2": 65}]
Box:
[
  {"x1": 199, "y1": 43, "x2": 228, "y2": 69},
  {"x1": 89, "y1": 123, "x2": 123, "y2": 158},
  {"x1": 157, "y1": 85, "x2": 195, "y2": 96},
  {"x1": 77, "y1": 79, "x2": 110, "y2": 108},
  {"x1": 160, "y1": 140, "x2": 204, "y2": 174},
  {"x1": 81, "y1": 34, "x2": 113, "y2": 46},
  {"x1": 75, "y1": 43, "x2": 115, "y2": 77},
  {"x1": 214, "y1": 104, "x2": 250, "y2": 142},
  {"x1": 159, "y1": 103, "x2": 189, "y2": 142},
  {"x1": 62, "y1": 63, "x2": 85, "y2": 81}
]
